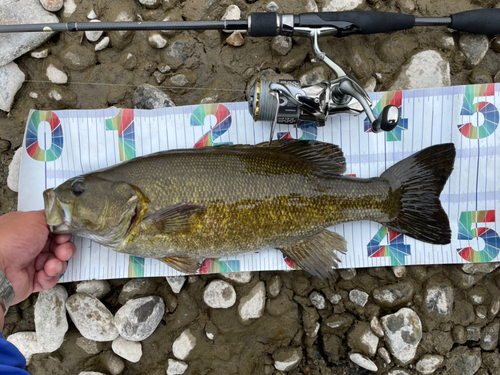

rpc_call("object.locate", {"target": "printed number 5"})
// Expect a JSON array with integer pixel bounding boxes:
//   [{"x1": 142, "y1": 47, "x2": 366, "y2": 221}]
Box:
[{"x1": 457, "y1": 210, "x2": 500, "y2": 262}]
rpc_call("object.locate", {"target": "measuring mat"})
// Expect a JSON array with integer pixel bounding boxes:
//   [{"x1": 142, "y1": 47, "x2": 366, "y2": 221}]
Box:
[{"x1": 18, "y1": 83, "x2": 500, "y2": 281}]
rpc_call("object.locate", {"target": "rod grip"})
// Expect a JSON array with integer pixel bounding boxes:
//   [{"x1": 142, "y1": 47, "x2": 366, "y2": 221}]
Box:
[
  {"x1": 297, "y1": 11, "x2": 415, "y2": 35},
  {"x1": 450, "y1": 9, "x2": 500, "y2": 35},
  {"x1": 248, "y1": 12, "x2": 279, "y2": 37}
]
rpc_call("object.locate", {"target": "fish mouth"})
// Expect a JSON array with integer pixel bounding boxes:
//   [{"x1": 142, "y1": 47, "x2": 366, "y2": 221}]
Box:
[{"x1": 43, "y1": 189, "x2": 72, "y2": 233}]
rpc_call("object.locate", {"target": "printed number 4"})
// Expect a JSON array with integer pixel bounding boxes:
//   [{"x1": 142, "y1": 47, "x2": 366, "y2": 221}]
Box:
[{"x1": 457, "y1": 210, "x2": 500, "y2": 263}]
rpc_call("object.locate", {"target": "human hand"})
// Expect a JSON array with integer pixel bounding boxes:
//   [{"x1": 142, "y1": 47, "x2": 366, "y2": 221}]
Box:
[{"x1": 0, "y1": 210, "x2": 76, "y2": 306}]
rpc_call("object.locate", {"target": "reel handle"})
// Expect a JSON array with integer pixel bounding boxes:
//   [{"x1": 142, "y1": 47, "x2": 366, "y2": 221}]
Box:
[{"x1": 370, "y1": 105, "x2": 400, "y2": 133}]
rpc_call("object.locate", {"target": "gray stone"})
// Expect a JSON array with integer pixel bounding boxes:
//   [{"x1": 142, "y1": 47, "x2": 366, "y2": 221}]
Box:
[
  {"x1": 299, "y1": 66, "x2": 327, "y2": 86},
  {"x1": 306, "y1": 0, "x2": 318, "y2": 12},
  {"x1": 364, "y1": 77, "x2": 377, "y2": 93},
  {"x1": 133, "y1": 84, "x2": 175, "y2": 110},
  {"x1": 480, "y1": 321, "x2": 499, "y2": 351},
  {"x1": 221, "y1": 272, "x2": 252, "y2": 284},
  {"x1": 203, "y1": 280, "x2": 236, "y2": 309},
  {"x1": 267, "y1": 275, "x2": 282, "y2": 298},
  {"x1": 376, "y1": 34, "x2": 418, "y2": 64},
  {"x1": 59, "y1": 44, "x2": 96, "y2": 71},
  {"x1": 167, "y1": 359, "x2": 188, "y2": 375},
  {"x1": 389, "y1": 369, "x2": 411, "y2": 375},
  {"x1": 76, "y1": 280, "x2": 111, "y2": 299},
  {"x1": 0, "y1": 0, "x2": 58, "y2": 66},
  {"x1": 79, "y1": 372, "x2": 107, "y2": 375},
  {"x1": 490, "y1": 296, "x2": 500, "y2": 317},
  {"x1": 416, "y1": 354, "x2": 444, "y2": 374},
  {"x1": 462, "y1": 263, "x2": 500, "y2": 275},
  {"x1": 467, "y1": 325, "x2": 481, "y2": 341},
  {"x1": 381, "y1": 308, "x2": 422, "y2": 364},
  {"x1": 378, "y1": 347, "x2": 391, "y2": 364},
  {"x1": 323, "y1": 0, "x2": 365, "y2": 11},
  {"x1": 114, "y1": 296, "x2": 165, "y2": 341},
  {"x1": 172, "y1": 328, "x2": 196, "y2": 360},
  {"x1": 349, "y1": 289, "x2": 369, "y2": 307},
  {"x1": 390, "y1": 50, "x2": 450, "y2": 90},
  {"x1": 34, "y1": 285, "x2": 68, "y2": 353},
  {"x1": 476, "y1": 305, "x2": 487, "y2": 319},
  {"x1": 372, "y1": 282, "x2": 414, "y2": 309},
  {"x1": 349, "y1": 352, "x2": 378, "y2": 372},
  {"x1": 6, "y1": 332, "x2": 41, "y2": 365},
  {"x1": 7, "y1": 147, "x2": 22, "y2": 192},
  {"x1": 309, "y1": 291, "x2": 326, "y2": 310},
  {"x1": 467, "y1": 285, "x2": 488, "y2": 305},
  {"x1": 108, "y1": 8, "x2": 136, "y2": 50},
  {"x1": 445, "y1": 267, "x2": 485, "y2": 290},
  {"x1": 273, "y1": 346, "x2": 302, "y2": 371},
  {"x1": 339, "y1": 268, "x2": 356, "y2": 280},
  {"x1": 266, "y1": 1, "x2": 279, "y2": 12},
  {"x1": 424, "y1": 278, "x2": 454, "y2": 318},
  {"x1": 348, "y1": 322, "x2": 379, "y2": 357},
  {"x1": 272, "y1": 35, "x2": 293, "y2": 56},
  {"x1": 459, "y1": 34, "x2": 489, "y2": 66},
  {"x1": 166, "y1": 276, "x2": 187, "y2": 294},
  {"x1": 85, "y1": 20, "x2": 103, "y2": 42},
  {"x1": 330, "y1": 293, "x2": 342, "y2": 304},
  {"x1": 445, "y1": 346, "x2": 481, "y2": 375},
  {"x1": 370, "y1": 316, "x2": 384, "y2": 337},
  {"x1": 112, "y1": 336, "x2": 142, "y2": 363},
  {"x1": 452, "y1": 325, "x2": 467, "y2": 344},
  {"x1": 322, "y1": 313, "x2": 355, "y2": 335},
  {"x1": 238, "y1": 281, "x2": 266, "y2": 323},
  {"x1": 118, "y1": 278, "x2": 156, "y2": 305},
  {"x1": 0, "y1": 62, "x2": 25, "y2": 112},
  {"x1": 396, "y1": 0, "x2": 415, "y2": 12},
  {"x1": 0, "y1": 139, "x2": 10, "y2": 153},
  {"x1": 103, "y1": 351, "x2": 125, "y2": 375},
  {"x1": 76, "y1": 337, "x2": 104, "y2": 354},
  {"x1": 139, "y1": 0, "x2": 160, "y2": 8},
  {"x1": 66, "y1": 293, "x2": 119, "y2": 342}
]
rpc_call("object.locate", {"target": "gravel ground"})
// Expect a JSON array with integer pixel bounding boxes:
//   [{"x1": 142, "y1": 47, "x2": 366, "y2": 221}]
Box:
[{"x1": 1, "y1": 0, "x2": 500, "y2": 374}]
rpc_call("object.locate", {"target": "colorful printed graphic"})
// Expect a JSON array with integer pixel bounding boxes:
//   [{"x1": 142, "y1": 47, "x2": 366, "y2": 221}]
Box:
[
  {"x1": 199, "y1": 258, "x2": 241, "y2": 273},
  {"x1": 364, "y1": 91, "x2": 408, "y2": 142},
  {"x1": 368, "y1": 226, "x2": 411, "y2": 266},
  {"x1": 277, "y1": 120, "x2": 318, "y2": 141},
  {"x1": 105, "y1": 109, "x2": 135, "y2": 161},
  {"x1": 191, "y1": 104, "x2": 232, "y2": 147},
  {"x1": 26, "y1": 111, "x2": 63, "y2": 161},
  {"x1": 128, "y1": 256, "x2": 145, "y2": 277},
  {"x1": 458, "y1": 84, "x2": 498, "y2": 139},
  {"x1": 457, "y1": 210, "x2": 500, "y2": 263}
]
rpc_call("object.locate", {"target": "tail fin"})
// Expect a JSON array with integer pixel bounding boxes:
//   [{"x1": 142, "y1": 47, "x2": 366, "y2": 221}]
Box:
[{"x1": 381, "y1": 143, "x2": 455, "y2": 245}]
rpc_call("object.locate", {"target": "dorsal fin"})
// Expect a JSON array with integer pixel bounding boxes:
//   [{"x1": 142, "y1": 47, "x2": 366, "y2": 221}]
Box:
[{"x1": 256, "y1": 139, "x2": 346, "y2": 175}]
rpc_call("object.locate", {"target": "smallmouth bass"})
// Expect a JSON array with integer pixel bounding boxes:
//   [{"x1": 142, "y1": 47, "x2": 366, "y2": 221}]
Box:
[{"x1": 44, "y1": 140, "x2": 455, "y2": 279}]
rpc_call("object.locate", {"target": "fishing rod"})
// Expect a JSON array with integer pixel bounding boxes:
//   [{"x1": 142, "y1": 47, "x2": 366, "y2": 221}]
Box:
[{"x1": 2, "y1": 9, "x2": 500, "y2": 143}]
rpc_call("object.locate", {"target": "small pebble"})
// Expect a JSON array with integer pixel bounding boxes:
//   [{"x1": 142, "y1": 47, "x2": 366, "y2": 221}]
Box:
[
  {"x1": 87, "y1": 9, "x2": 97, "y2": 19},
  {"x1": 76, "y1": 280, "x2": 111, "y2": 299},
  {"x1": 167, "y1": 276, "x2": 187, "y2": 294},
  {"x1": 46, "y1": 64, "x2": 67, "y2": 84},
  {"x1": 29, "y1": 92, "x2": 39, "y2": 99},
  {"x1": 416, "y1": 354, "x2": 444, "y2": 375},
  {"x1": 349, "y1": 352, "x2": 378, "y2": 372},
  {"x1": 148, "y1": 32, "x2": 168, "y2": 49},
  {"x1": 378, "y1": 347, "x2": 391, "y2": 364},
  {"x1": 309, "y1": 291, "x2": 326, "y2": 310},
  {"x1": 370, "y1": 316, "x2": 384, "y2": 337},
  {"x1": 172, "y1": 329, "x2": 196, "y2": 360},
  {"x1": 238, "y1": 281, "x2": 266, "y2": 323},
  {"x1": 476, "y1": 305, "x2": 487, "y2": 319},
  {"x1": 203, "y1": 280, "x2": 236, "y2": 309},
  {"x1": 112, "y1": 336, "x2": 142, "y2": 363},
  {"x1": 339, "y1": 268, "x2": 356, "y2": 280},
  {"x1": 40, "y1": 0, "x2": 63, "y2": 12},
  {"x1": 31, "y1": 49, "x2": 49, "y2": 59},
  {"x1": 167, "y1": 359, "x2": 188, "y2": 375},
  {"x1": 95, "y1": 37, "x2": 110, "y2": 51},
  {"x1": 330, "y1": 294, "x2": 342, "y2": 304},
  {"x1": 349, "y1": 289, "x2": 369, "y2": 307},
  {"x1": 392, "y1": 266, "x2": 406, "y2": 278},
  {"x1": 226, "y1": 31, "x2": 245, "y2": 47}
]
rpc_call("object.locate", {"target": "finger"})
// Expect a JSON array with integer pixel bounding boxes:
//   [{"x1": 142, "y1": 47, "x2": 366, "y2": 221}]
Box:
[
  {"x1": 35, "y1": 252, "x2": 55, "y2": 271},
  {"x1": 51, "y1": 233, "x2": 73, "y2": 245},
  {"x1": 33, "y1": 270, "x2": 59, "y2": 293},
  {"x1": 44, "y1": 258, "x2": 67, "y2": 277},
  {"x1": 53, "y1": 242, "x2": 77, "y2": 262}
]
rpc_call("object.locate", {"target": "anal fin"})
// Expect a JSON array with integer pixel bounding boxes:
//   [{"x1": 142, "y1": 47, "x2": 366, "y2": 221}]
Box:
[
  {"x1": 160, "y1": 256, "x2": 201, "y2": 274},
  {"x1": 277, "y1": 230, "x2": 347, "y2": 280}
]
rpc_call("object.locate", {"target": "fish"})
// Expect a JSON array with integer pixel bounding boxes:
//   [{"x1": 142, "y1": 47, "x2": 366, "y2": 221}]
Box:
[{"x1": 43, "y1": 139, "x2": 455, "y2": 279}]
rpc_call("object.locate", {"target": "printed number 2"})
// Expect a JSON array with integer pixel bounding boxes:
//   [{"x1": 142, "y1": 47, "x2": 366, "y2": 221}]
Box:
[{"x1": 457, "y1": 210, "x2": 500, "y2": 263}]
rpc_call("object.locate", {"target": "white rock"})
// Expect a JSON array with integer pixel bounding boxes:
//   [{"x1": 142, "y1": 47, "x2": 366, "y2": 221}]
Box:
[
  {"x1": 271, "y1": 35, "x2": 293, "y2": 56},
  {"x1": 46, "y1": 63, "x2": 68, "y2": 84},
  {"x1": 378, "y1": 347, "x2": 391, "y2": 363},
  {"x1": 0, "y1": 0, "x2": 58, "y2": 66},
  {"x1": 330, "y1": 294, "x2": 342, "y2": 304},
  {"x1": 112, "y1": 336, "x2": 142, "y2": 363},
  {"x1": 310, "y1": 291, "x2": 326, "y2": 310},
  {"x1": 459, "y1": 34, "x2": 489, "y2": 66},
  {"x1": 148, "y1": 33, "x2": 168, "y2": 49},
  {"x1": 349, "y1": 289, "x2": 369, "y2": 307},
  {"x1": 206, "y1": 332, "x2": 214, "y2": 340},
  {"x1": 390, "y1": 50, "x2": 450, "y2": 91},
  {"x1": 95, "y1": 37, "x2": 110, "y2": 51},
  {"x1": 392, "y1": 266, "x2": 406, "y2": 278},
  {"x1": 114, "y1": 296, "x2": 165, "y2": 341},
  {"x1": 381, "y1": 308, "x2": 422, "y2": 364},
  {"x1": 238, "y1": 281, "x2": 266, "y2": 323},
  {"x1": 85, "y1": 20, "x2": 103, "y2": 42},
  {"x1": 349, "y1": 352, "x2": 378, "y2": 372},
  {"x1": 167, "y1": 359, "x2": 188, "y2": 375},
  {"x1": 172, "y1": 329, "x2": 196, "y2": 360},
  {"x1": 323, "y1": 0, "x2": 364, "y2": 11},
  {"x1": 274, "y1": 349, "x2": 301, "y2": 371},
  {"x1": 48, "y1": 89, "x2": 62, "y2": 101},
  {"x1": 425, "y1": 284, "x2": 453, "y2": 316},
  {"x1": 31, "y1": 49, "x2": 49, "y2": 59},
  {"x1": 203, "y1": 280, "x2": 236, "y2": 309},
  {"x1": 87, "y1": 9, "x2": 97, "y2": 19},
  {"x1": 66, "y1": 293, "x2": 119, "y2": 342},
  {"x1": 166, "y1": 276, "x2": 187, "y2": 294},
  {"x1": 7, "y1": 148, "x2": 22, "y2": 193},
  {"x1": 370, "y1": 316, "x2": 384, "y2": 338},
  {"x1": 266, "y1": 1, "x2": 279, "y2": 12},
  {"x1": 40, "y1": 0, "x2": 63, "y2": 12},
  {"x1": 6, "y1": 332, "x2": 40, "y2": 365},
  {"x1": 305, "y1": 0, "x2": 318, "y2": 11},
  {"x1": 221, "y1": 272, "x2": 252, "y2": 284},
  {"x1": 76, "y1": 337, "x2": 102, "y2": 354},
  {"x1": 360, "y1": 328, "x2": 379, "y2": 357},
  {"x1": 29, "y1": 92, "x2": 39, "y2": 99},
  {"x1": 222, "y1": 5, "x2": 241, "y2": 33},
  {"x1": 76, "y1": 280, "x2": 111, "y2": 299},
  {"x1": 63, "y1": 0, "x2": 77, "y2": 17},
  {"x1": 416, "y1": 354, "x2": 444, "y2": 374},
  {"x1": 0, "y1": 62, "x2": 25, "y2": 112},
  {"x1": 441, "y1": 36, "x2": 455, "y2": 49},
  {"x1": 35, "y1": 285, "x2": 69, "y2": 353}
]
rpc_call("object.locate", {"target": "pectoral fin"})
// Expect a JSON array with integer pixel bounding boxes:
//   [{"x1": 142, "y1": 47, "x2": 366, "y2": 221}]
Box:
[
  {"x1": 277, "y1": 230, "x2": 347, "y2": 280},
  {"x1": 143, "y1": 203, "x2": 204, "y2": 231},
  {"x1": 160, "y1": 256, "x2": 201, "y2": 274}
]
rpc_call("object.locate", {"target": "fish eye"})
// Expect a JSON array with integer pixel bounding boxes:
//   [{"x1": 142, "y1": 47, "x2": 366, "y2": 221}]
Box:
[{"x1": 71, "y1": 180, "x2": 86, "y2": 196}]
